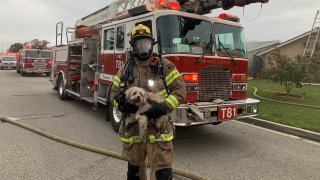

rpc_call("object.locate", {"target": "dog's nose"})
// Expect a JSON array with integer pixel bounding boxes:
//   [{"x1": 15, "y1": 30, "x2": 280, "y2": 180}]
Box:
[{"x1": 134, "y1": 95, "x2": 141, "y2": 102}]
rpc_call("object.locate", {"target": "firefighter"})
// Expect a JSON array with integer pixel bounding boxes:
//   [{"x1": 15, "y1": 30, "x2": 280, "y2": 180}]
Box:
[{"x1": 111, "y1": 24, "x2": 186, "y2": 180}]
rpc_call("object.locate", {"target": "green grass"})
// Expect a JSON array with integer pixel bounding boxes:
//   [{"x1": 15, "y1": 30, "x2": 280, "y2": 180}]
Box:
[
  {"x1": 249, "y1": 80, "x2": 320, "y2": 106},
  {"x1": 248, "y1": 80, "x2": 320, "y2": 133}
]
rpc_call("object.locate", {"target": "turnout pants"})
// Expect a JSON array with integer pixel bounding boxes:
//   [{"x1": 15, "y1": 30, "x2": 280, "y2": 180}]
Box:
[{"x1": 122, "y1": 140, "x2": 174, "y2": 180}]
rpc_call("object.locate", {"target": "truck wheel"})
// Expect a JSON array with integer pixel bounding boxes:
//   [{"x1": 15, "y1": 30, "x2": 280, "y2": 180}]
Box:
[
  {"x1": 108, "y1": 101, "x2": 122, "y2": 132},
  {"x1": 21, "y1": 69, "x2": 26, "y2": 76},
  {"x1": 58, "y1": 76, "x2": 68, "y2": 100}
]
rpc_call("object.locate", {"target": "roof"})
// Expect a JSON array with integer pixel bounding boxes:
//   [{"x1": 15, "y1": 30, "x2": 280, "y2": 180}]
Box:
[
  {"x1": 256, "y1": 31, "x2": 310, "y2": 56},
  {"x1": 247, "y1": 40, "x2": 280, "y2": 52}
]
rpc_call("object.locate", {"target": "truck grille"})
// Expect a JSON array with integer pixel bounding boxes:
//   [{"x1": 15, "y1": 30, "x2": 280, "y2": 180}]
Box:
[
  {"x1": 198, "y1": 66, "x2": 232, "y2": 101},
  {"x1": 34, "y1": 60, "x2": 46, "y2": 69}
]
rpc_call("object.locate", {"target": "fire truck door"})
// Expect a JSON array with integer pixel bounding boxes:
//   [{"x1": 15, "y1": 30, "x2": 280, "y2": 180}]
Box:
[
  {"x1": 100, "y1": 26, "x2": 116, "y2": 84},
  {"x1": 114, "y1": 25, "x2": 126, "y2": 71}
]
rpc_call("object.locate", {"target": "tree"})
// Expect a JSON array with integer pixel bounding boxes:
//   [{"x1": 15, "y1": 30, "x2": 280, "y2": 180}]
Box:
[
  {"x1": 8, "y1": 43, "x2": 23, "y2": 53},
  {"x1": 265, "y1": 53, "x2": 309, "y2": 96}
]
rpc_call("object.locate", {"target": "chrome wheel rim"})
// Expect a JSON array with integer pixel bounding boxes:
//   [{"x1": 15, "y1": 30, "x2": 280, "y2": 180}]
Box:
[{"x1": 113, "y1": 107, "x2": 122, "y2": 123}]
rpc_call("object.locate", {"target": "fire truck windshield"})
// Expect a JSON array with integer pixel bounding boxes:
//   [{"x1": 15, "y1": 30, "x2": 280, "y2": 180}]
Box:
[
  {"x1": 25, "y1": 50, "x2": 52, "y2": 58},
  {"x1": 40, "y1": 51, "x2": 52, "y2": 58},
  {"x1": 157, "y1": 15, "x2": 213, "y2": 55},
  {"x1": 214, "y1": 23, "x2": 247, "y2": 58},
  {"x1": 2, "y1": 57, "x2": 16, "y2": 61}
]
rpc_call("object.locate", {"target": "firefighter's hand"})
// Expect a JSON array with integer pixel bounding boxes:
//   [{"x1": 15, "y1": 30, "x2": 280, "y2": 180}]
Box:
[
  {"x1": 143, "y1": 100, "x2": 169, "y2": 119},
  {"x1": 114, "y1": 92, "x2": 138, "y2": 114}
]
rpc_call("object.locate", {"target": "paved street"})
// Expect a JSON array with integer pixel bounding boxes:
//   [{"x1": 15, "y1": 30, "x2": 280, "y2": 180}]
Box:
[{"x1": 0, "y1": 70, "x2": 319, "y2": 180}]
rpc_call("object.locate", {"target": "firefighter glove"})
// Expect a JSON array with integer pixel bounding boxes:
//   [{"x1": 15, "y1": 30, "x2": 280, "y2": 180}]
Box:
[
  {"x1": 114, "y1": 92, "x2": 138, "y2": 114},
  {"x1": 143, "y1": 99, "x2": 169, "y2": 119}
]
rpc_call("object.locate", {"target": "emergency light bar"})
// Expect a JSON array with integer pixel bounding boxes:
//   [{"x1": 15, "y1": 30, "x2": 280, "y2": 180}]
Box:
[
  {"x1": 155, "y1": 0, "x2": 181, "y2": 10},
  {"x1": 128, "y1": 1, "x2": 181, "y2": 17},
  {"x1": 217, "y1": 13, "x2": 240, "y2": 22}
]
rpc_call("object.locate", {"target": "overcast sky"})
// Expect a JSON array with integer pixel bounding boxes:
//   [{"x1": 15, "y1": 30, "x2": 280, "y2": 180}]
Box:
[{"x1": 0, "y1": 0, "x2": 319, "y2": 52}]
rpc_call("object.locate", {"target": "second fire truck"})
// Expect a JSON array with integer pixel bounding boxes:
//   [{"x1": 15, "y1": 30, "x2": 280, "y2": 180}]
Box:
[
  {"x1": 17, "y1": 39, "x2": 53, "y2": 76},
  {"x1": 51, "y1": 0, "x2": 269, "y2": 131}
]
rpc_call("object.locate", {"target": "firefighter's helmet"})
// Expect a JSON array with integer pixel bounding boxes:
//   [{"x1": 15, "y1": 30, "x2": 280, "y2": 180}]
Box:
[{"x1": 131, "y1": 24, "x2": 152, "y2": 42}]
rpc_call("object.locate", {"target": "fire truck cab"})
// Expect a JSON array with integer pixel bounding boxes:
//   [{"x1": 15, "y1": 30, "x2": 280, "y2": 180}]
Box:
[{"x1": 52, "y1": 0, "x2": 265, "y2": 132}]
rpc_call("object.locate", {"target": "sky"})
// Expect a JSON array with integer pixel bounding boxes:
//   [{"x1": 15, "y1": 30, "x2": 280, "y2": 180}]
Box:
[{"x1": 0, "y1": 0, "x2": 319, "y2": 52}]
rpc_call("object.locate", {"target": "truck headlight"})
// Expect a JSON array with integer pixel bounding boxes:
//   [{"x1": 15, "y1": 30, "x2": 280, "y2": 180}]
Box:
[{"x1": 233, "y1": 83, "x2": 247, "y2": 91}]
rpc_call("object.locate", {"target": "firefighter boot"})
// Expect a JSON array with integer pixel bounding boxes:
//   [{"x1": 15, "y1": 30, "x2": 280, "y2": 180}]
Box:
[
  {"x1": 127, "y1": 163, "x2": 140, "y2": 180},
  {"x1": 155, "y1": 168, "x2": 173, "y2": 180}
]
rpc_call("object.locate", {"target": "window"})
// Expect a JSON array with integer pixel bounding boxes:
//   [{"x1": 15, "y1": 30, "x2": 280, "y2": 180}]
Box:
[
  {"x1": 157, "y1": 16, "x2": 213, "y2": 55},
  {"x1": 116, "y1": 26, "x2": 125, "y2": 50},
  {"x1": 40, "y1": 51, "x2": 52, "y2": 58},
  {"x1": 25, "y1": 50, "x2": 39, "y2": 58},
  {"x1": 214, "y1": 23, "x2": 247, "y2": 58},
  {"x1": 2, "y1": 57, "x2": 16, "y2": 61},
  {"x1": 104, "y1": 28, "x2": 115, "y2": 50}
]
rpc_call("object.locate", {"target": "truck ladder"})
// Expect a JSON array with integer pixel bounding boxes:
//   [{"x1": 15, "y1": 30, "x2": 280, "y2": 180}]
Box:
[{"x1": 303, "y1": 10, "x2": 320, "y2": 57}]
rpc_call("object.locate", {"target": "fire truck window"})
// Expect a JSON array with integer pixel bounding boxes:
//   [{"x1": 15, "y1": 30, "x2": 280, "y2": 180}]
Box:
[
  {"x1": 157, "y1": 16, "x2": 212, "y2": 55},
  {"x1": 40, "y1": 51, "x2": 52, "y2": 58},
  {"x1": 214, "y1": 23, "x2": 247, "y2": 58},
  {"x1": 135, "y1": 20, "x2": 152, "y2": 36},
  {"x1": 104, "y1": 28, "x2": 115, "y2": 51},
  {"x1": 116, "y1": 26, "x2": 125, "y2": 50},
  {"x1": 25, "y1": 50, "x2": 39, "y2": 58}
]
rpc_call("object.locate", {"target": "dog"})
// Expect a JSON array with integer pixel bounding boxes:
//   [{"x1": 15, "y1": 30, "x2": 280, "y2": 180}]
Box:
[{"x1": 124, "y1": 87, "x2": 168, "y2": 139}]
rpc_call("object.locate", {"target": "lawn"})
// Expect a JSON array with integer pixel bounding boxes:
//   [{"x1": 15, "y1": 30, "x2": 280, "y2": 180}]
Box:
[{"x1": 247, "y1": 80, "x2": 320, "y2": 133}]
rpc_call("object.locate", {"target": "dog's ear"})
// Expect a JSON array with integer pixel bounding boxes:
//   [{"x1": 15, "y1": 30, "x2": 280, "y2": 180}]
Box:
[{"x1": 125, "y1": 87, "x2": 134, "y2": 97}]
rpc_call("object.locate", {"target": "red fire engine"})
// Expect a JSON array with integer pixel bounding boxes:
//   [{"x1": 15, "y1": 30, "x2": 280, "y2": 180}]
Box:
[
  {"x1": 16, "y1": 39, "x2": 52, "y2": 76},
  {"x1": 51, "y1": 0, "x2": 269, "y2": 131}
]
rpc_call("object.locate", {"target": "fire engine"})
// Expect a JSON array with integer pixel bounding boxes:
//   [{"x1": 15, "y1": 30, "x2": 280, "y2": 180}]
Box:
[
  {"x1": 0, "y1": 53, "x2": 18, "y2": 70},
  {"x1": 51, "y1": 0, "x2": 269, "y2": 131},
  {"x1": 16, "y1": 39, "x2": 53, "y2": 76}
]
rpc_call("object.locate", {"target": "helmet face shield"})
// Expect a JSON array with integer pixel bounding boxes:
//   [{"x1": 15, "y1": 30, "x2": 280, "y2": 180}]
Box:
[{"x1": 133, "y1": 38, "x2": 154, "y2": 60}]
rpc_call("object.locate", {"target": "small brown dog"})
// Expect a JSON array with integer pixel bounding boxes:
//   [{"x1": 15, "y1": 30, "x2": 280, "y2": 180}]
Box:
[{"x1": 124, "y1": 87, "x2": 168, "y2": 139}]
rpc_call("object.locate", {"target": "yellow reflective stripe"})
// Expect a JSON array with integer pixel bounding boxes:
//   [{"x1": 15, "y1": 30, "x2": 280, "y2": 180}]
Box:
[
  {"x1": 149, "y1": 132, "x2": 174, "y2": 143},
  {"x1": 165, "y1": 95, "x2": 179, "y2": 109},
  {"x1": 113, "y1": 100, "x2": 119, "y2": 109},
  {"x1": 156, "y1": 89, "x2": 168, "y2": 98},
  {"x1": 119, "y1": 135, "x2": 142, "y2": 144},
  {"x1": 113, "y1": 76, "x2": 121, "y2": 88},
  {"x1": 164, "y1": 69, "x2": 181, "y2": 86}
]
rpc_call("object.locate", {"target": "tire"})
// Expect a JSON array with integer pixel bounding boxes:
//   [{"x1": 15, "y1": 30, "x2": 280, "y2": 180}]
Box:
[
  {"x1": 45, "y1": 72, "x2": 50, "y2": 77},
  {"x1": 108, "y1": 101, "x2": 122, "y2": 132},
  {"x1": 58, "y1": 76, "x2": 68, "y2": 100},
  {"x1": 21, "y1": 69, "x2": 26, "y2": 76}
]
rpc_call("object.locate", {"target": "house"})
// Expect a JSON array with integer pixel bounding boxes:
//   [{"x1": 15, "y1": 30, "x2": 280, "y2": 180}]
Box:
[
  {"x1": 254, "y1": 31, "x2": 320, "y2": 81},
  {"x1": 247, "y1": 40, "x2": 280, "y2": 77}
]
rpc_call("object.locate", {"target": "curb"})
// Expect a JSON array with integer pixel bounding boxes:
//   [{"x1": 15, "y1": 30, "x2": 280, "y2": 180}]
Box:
[{"x1": 238, "y1": 117, "x2": 320, "y2": 142}]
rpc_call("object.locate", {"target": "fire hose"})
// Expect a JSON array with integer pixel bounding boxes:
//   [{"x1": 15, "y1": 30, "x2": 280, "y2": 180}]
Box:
[{"x1": 0, "y1": 116, "x2": 211, "y2": 180}]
